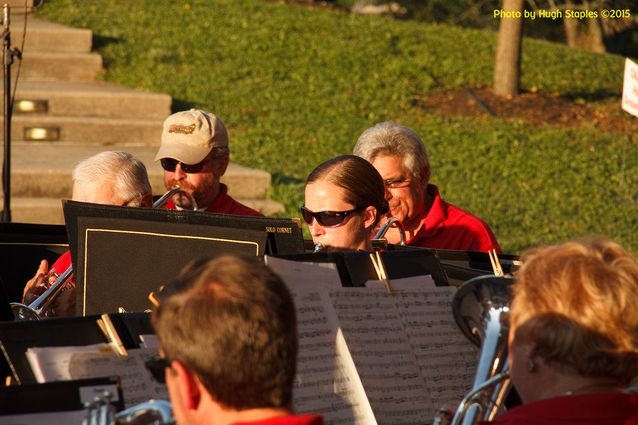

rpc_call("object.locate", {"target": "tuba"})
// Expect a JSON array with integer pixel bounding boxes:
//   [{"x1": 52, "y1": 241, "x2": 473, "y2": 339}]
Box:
[
  {"x1": 11, "y1": 187, "x2": 199, "y2": 321},
  {"x1": 447, "y1": 274, "x2": 514, "y2": 425}
]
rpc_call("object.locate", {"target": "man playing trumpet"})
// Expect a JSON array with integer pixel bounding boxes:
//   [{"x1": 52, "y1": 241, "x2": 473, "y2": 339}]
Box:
[{"x1": 21, "y1": 151, "x2": 153, "y2": 317}]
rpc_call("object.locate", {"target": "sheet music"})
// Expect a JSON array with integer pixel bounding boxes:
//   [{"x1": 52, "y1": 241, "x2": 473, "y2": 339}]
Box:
[
  {"x1": 265, "y1": 256, "x2": 343, "y2": 289},
  {"x1": 330, "y1": 288, "x2": 435, "y2": 424},
  {"x1": 393, "y1": 286, "x2": 478, "y2": 408},
  {"x1": 291, "y1": 285, "x2": 377, "y2": 425},
  {"x1": 69, "y1": 347, "x2": 168, "y2": 408},
  {"x1": 25, "y1": 343, "x2": 112, "y2": 383}
]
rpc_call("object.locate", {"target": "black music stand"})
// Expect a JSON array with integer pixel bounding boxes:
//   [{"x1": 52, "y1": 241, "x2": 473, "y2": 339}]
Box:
[
  {"x1": 433, "y1": 249, "x2": 519, "y2": 286},
  {"x1": 272, "y1": 246, "x2": 449, "y2": 287},
  {"x1": 63, "y1": 201, "x2": 285, "y2": 315},
  {"x1": 0, "y1": 376, "x2": 125, "y2": 416},
  {"x1": 0, "y1": 222, "x2": 68, "y2": 303},
  {"x1": 0, "y1": 313, "x2": 150, "y2": 384}
]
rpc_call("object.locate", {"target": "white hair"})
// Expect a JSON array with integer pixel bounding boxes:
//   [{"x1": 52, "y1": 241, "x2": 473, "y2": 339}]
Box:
[
  {"x1": 72, "y1": 151, "x2": 152, "y2": 206},
  {"x1": 353, "y1": 121, "x2": 430, "y2": 181}
]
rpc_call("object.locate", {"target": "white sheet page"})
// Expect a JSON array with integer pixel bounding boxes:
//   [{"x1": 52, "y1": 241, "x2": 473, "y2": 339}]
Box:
[
  {"x1": 291, "y1": 285, "x2": 377, "y2": 425},
  {"x1": 68, "y1": 347, "x2": 167, "y2": 408},
  {"x1": 330, "y1": 287, "x2": 435, "y2": 424},
  {"x1": 393, "y1": 286, "x2": 478, "y2": 409},
  {"x1": 25, "y1": 343, "x2": 111, "y2": 383},
  {"x1": 265, "y1": 256, "x2": 343, "y2": 290}
]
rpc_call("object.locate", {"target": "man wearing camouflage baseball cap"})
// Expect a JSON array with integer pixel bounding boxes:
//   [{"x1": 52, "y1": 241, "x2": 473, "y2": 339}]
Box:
[{"x1": 155, "y1": 109, "x2": 262, "y2": 216}]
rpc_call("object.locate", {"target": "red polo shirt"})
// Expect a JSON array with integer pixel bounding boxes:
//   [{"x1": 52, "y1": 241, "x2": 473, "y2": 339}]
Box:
[
  {"x1": 408, "y1": 184, "x2": 501, "y2": 253},
  {"x1": 480, "y1": 392, "x2": 638, "y2": 425},
  {"x1": 233, "y1": 414, "x2": 323, "y2": 425},
  {"x1": 164, "y1": 183, "x2": 263, "y2": 217}
]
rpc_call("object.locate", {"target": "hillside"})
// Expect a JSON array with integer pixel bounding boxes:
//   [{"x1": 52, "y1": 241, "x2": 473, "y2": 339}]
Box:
[{"x1": 37, "y1": 0, "x2": 637, "y2": 253}]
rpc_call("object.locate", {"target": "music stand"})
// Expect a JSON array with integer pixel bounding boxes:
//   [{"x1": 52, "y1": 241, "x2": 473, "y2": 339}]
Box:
[
  {"x1": 0, "y1": 222, "x2": 68, "y2": 303},
  {"x1": 0, "y1": 313, "x2": 146, "y2": 384},
  {"x1": 0, "y1": 376, "x2": 124, "y2": 416},
  {"x1": 272, "y1": 246, "x2": 449, "y2": 287},
  {"x1": 63, "y1": 201, "x2": 301, "y2": 315}
]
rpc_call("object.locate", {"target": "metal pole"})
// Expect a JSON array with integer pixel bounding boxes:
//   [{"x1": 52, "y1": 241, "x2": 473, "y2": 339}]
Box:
[{"x1": 2, "y1": 4, "x2": 10, "y2": 222}]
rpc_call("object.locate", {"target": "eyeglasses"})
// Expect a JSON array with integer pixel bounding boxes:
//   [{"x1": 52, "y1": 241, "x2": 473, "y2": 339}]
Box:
[
  {"x1": 300, "y1": 205, "x2": 364, "y2": 228},
  {"x1": 160, "y1": 158, "x2": 206, "y2": 174},
  {"x1": 383, "y1": 177, "x2": 412, "y2": 189},
  {"x1": 145, "y1": 355, "x2": 172, "y2": 384}
]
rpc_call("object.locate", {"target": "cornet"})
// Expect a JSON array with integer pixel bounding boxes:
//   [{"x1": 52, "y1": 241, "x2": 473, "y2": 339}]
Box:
[
  {"x1": 10, "y1": 187, "x2": 199, "y2": 321},
  {"x1": 152, "y1": 185, "x2": 198, "y2": 210},
  {"x1": 373, "y1": 217, "x2": 407, "y2": 245},
  {"x1": 10, "y1": 254, "x2": 74, "y2": 321}
]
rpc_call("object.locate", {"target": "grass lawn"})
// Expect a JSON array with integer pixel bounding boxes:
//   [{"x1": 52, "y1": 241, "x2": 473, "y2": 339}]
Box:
[{"x1": 37, "y1": 0, "x2": 638, "y2": 254}]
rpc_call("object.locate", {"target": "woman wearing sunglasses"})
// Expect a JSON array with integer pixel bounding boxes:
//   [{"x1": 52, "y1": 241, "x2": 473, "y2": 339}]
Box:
[{"x1": 302, "y1": 155, "x2": 389, "y2": 251}]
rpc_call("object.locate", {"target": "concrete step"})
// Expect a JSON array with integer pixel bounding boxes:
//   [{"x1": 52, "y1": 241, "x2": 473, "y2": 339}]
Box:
[
  {"x1": 10, "y1": 51, "x2": 103, "y2": 81},
  {"x1": 2, "y1": 115, "x2": 163, "y2": 145},
  {"x1": 6, "y1": 0, "x2": 35, "y2": 11},
  {"x1": 13, "y1": 81, "x2": 172, "y2": 119},
  {"x1": 9, "y1": 143, "x2": 274, "y2": 201},
  {"x1": 11, "y1": 16, "x2": 93, "y2": 53},
  {"x1": 8, "y1": 197, "x2": 284, "y2": 224}
]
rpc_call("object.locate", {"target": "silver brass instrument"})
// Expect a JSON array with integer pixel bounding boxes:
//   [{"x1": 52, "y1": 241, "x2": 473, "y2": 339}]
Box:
[
  {"x1": 152, "y1": 186, "x2": 198, "y2": 210},
  {"x1": 373, "y1": 217, "x2": 406, "y2": 245},
  {"x1": 12, "y1": 187, "x2": 198, "y2": 321},
  {"x1": 449, "y1": 274, "x2": 514, "y2": 425},
  {"x1": 10, "y1": 265, "x2": 74, "y2": 321},
  {"x1": 82, "y1": 393, "x2": 174, "y2": 425}
]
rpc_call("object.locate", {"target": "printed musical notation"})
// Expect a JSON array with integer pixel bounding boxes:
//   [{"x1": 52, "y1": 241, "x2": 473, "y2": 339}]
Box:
[
  {"x1": 266, "y1": 256, "x2": 477, "y2": 425},
  {"x1": 69, "y1": 347, "x2": 168, "y2": 408}
]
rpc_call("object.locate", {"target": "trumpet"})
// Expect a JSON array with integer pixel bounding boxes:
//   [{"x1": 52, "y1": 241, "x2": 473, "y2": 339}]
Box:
[
  {"x1": 373, "y1": 217, "x2": 406, "y2": 245},
  {"x1": 11, "y1": 187, "x2": 199, "y2": 321},
  {"x1": 152, "y1": 185, "x2": 198, "y2": 210},
  {"x1": 11, "y1": 265, "x2": 74, "y2": 321}
]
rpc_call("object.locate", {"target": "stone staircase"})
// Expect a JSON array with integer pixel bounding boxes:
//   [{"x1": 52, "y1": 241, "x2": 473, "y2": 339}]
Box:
[{"x1": 1, "y1": 5, "x2": 282, "y2": 223}]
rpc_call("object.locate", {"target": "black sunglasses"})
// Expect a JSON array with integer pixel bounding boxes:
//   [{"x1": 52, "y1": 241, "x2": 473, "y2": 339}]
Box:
[
  {"x1": 160, "y1": 158, "x2": 205, "y2": 174},
  {"x1": 300, "y1": 205, "x2": 364, "y2": 228},
  {"x1": 145, "y1": 355, "x2": 172, "y2": 384}
]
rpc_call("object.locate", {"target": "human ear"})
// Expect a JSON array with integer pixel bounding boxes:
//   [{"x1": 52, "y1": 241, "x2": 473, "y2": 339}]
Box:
[
  {"x1": 211, "y1": 155, "x2": 229, "y2": 177},
  {"x1": 172, "y1": 360, "x2": 201, "y2": 411},
  {"x1": 362, "y1": 206, "x2": 378, "y2": 231}
]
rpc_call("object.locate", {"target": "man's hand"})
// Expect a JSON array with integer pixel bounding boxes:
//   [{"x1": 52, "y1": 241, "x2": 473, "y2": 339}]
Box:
[
  {"x1": 21, "y1": 259, "x2": 76, "y2": 317},
  {"x1": 22, "y1": 259, "x2": 50, "y2": 304}
]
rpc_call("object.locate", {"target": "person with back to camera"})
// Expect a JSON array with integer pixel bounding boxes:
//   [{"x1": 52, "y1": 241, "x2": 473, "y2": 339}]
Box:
[
  {"x1": 481, "y1": 237, "x2": 638, "y2": 424},
  {"x1": 148, "y1": 254, "x2": 323, "y2": 425},
  {"x1": 301, "y1": 155, "x2": 389, "y2": 252},
  {"x1": 21, "y1": 151, "x2": 153, "y2": 317},
  {"x1": 353, "y1": 121, "x2": 501, "y2": 252},
  {"x1": 155, "y1": 109, "x2": 262, "y2": 217}
]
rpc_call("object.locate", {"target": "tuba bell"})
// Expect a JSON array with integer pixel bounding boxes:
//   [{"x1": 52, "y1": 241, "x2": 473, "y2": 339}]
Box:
[{"x1": 447, "y1": 274, "x2": 514, "y2": 425}]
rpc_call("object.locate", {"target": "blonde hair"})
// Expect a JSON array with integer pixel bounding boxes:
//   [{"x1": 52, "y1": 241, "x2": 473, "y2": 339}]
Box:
[{"x1": 511, "y1": 237, "x2": 638, "y2": 385}]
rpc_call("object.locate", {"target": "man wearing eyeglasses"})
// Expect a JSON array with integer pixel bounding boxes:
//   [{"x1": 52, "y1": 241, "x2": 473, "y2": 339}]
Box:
[
  {"x1": 354, "y1": 121, "x2": 501, "y2": 252},
  {"x1": 155, "y1": 109, "x2": 262, "y2": 217},
  {"x1": 149, "y1": 255, "x2": 323, "y2": 425}
]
